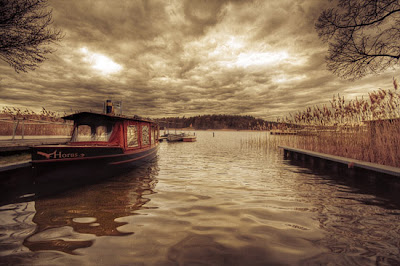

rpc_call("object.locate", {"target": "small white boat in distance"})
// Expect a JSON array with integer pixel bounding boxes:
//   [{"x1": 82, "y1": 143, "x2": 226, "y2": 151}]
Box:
[
  {"x1": 166, "y1": 133, "x2": 196, "y2": 142},
  {"x1": 182, "y1": 134, "x2": 196, "y2": 142}
]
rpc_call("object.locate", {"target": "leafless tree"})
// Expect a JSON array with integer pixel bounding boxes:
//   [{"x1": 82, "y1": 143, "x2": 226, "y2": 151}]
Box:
[
  {"x1": 315, "y1": 0, "x2": 400, "y2": 79},
  {"x1": 0, "y1": 0, "x2": 63, "y2": 72}
]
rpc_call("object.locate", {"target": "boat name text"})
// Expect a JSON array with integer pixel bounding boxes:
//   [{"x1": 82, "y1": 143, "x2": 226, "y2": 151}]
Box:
[{"x1": 37, "y1": 150, "x2": 85, "y2": 159}]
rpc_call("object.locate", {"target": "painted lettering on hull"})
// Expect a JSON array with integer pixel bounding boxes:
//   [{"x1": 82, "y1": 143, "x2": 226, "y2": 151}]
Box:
[{"x1": 37, "y1": 150, "x2": 85, "y2": 159}]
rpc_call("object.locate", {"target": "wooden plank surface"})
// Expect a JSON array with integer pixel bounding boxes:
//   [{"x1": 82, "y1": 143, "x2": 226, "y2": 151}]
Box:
[
  {"x1": 0, "y1": 137, "x2": 69, "y2": 152},
  {"x1": 279, "y1": 146, "x2": 400, "y2": 177}
]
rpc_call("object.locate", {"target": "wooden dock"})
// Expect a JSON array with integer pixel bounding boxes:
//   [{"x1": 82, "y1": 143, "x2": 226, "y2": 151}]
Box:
[
  {"x1": 0, "y1": 137, "x2": 69, "y2": 153},
  {"x1": 270, "y1": 130, "x2": 297, "y2": 135},
  {"x1": 280, "y1": 146, "x2": 400, "y2": 178}
]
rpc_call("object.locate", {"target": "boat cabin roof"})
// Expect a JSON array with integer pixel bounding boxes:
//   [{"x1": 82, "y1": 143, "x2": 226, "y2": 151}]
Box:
[{"x1": 63, "y1": 112, "x2": 155, "y2": 124}]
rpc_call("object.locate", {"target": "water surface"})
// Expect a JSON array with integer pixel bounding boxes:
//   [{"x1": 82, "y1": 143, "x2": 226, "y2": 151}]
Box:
[{"x1": 1, "y1": 131, "x2": 400, "y2": 265}]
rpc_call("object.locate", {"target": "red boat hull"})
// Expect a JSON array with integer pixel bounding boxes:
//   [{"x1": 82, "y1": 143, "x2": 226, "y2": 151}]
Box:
[
  {"x1": 182, "y1": 137, "x2": 196, "y2": 142},
  {"x1": 31, "y1": 145, "x2": 159, "y2": 185},
  {"x1": 29, "y1": 111, "x2": 160, "y2": 186}
]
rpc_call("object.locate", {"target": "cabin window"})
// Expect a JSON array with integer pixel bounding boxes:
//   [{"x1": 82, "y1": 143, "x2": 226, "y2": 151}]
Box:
[
  {"x1": 73, "y1": 125, "x2": 91, "y2": 141},
  {"x1": 142, "y1": 125, "x2": 150, "y2": 145},
  {"x1": 127, "y1": 125, "x2": 139, "y2": 147},
  {"x1": 95, "y1": 126, "x2": 109, "y2": 141},
  {"x1": 72, "y1": 124, "x2": 112, "y2": 142}
]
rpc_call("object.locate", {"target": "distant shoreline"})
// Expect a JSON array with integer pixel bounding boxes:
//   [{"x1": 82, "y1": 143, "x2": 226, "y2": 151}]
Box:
[
  {"x1": 161, "y1": 128, "x2": 269, "y2": 132},
  {"x1": 0, "y1": 128, "x2": 270, "y2": 137}
]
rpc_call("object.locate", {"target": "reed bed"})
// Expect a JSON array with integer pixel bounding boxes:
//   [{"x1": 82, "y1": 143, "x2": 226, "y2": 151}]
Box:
[
  {"x1": 240, "y1": 134, "x2": 270, "y2": 150},
  {"x1": 275, "y1": 78, "x2": 400, "y2": 168},
  {"x1": 0, "y1": 107, "x2": 73, "y2": 136}
]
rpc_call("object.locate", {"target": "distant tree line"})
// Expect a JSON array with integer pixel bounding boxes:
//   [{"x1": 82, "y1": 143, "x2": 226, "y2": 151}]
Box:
[{"x1": 155, "y1": 114, "x2": 280, "y2": 130}]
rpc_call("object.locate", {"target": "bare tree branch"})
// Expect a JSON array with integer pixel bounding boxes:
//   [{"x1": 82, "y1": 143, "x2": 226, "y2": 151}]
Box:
[
  {"x1": 316, "y1": 0, "x2": 400, "y2": 79},
  {"x1": 0, "y1": 0, "x2": 63, "y2": 72}
]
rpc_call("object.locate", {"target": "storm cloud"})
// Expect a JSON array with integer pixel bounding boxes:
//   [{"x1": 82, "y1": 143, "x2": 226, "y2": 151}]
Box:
[{"x1": 0, "y1": 0, "x2": 398, "y2": 120}]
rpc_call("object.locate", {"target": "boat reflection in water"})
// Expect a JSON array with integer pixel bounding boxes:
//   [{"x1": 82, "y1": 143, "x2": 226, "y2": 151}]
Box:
[{"x1": 22, "y1": 161, "x2": 159, "y2": 255}]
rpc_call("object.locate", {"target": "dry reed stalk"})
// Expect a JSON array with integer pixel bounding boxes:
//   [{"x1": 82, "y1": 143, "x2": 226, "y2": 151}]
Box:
[
  {"x1": 0, "y1": 106, "x2": 72, "y2": 136},
  {"x1": 277, "y1": 78, "x2": 400, "y2": 168}
]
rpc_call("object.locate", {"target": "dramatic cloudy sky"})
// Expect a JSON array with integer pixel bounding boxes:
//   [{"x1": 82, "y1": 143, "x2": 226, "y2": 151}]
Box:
[{"x1": 0, "y1": 0, "x2": 398, "y2": 120}]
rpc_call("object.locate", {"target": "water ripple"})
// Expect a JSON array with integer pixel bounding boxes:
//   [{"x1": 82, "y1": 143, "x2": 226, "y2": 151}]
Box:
[{"x1": 1, "y1": 131, "x2": 400, "y2": 265}]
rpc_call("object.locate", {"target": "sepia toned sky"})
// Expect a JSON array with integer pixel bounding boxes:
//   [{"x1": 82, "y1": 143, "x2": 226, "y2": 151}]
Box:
[{"x1": 0, "y1": 0, "x2": 398, "y2": 120}]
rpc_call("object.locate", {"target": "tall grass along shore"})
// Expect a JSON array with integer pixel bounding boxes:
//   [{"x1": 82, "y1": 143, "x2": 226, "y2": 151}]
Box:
[
  {"x1": 0, "y1": 107, "x2": 72, "y2": 136},
  {"x1": 276, "y1": 78, "x2": 400, "y2": 168}
]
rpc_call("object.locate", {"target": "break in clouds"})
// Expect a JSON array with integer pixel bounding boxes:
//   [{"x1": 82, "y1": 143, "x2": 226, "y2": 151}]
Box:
[{"x1": 0, "y1": 0, "x2": 398, "y2": 120}]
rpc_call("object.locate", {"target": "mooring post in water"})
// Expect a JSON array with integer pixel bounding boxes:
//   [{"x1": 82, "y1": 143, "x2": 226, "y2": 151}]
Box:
[
  {"x1": 331, "y1": 162, "x2": 339, "y2": 173},
  {"x1": 348, "y1": 166, "x2": 356, "y2": 177},
  {"x1": 318, "y1": 158, "x2": 326, "y2": 169},
  {"x1": 283, "y1": 150, "x2": 289, "y2": 159},
  {"x1": 309, "y1": 156, "x2": 315, "y2": 167}
]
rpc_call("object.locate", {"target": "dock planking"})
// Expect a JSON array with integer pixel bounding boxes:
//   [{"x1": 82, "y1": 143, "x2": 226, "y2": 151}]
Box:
[
  {"x1": 280, "y1": 146, "x2": 400, "y2": 178},
  {"x1": 0, "y1": 137, "x2": 69, "y2": 153}
]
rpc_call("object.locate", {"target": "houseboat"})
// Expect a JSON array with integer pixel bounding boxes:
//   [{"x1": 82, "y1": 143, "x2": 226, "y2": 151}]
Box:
[{"x1": 31, "y1": 110, "x2": 159, "y2": 184}]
